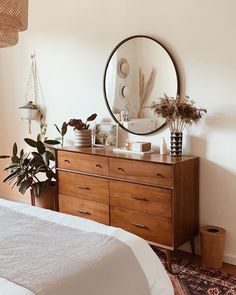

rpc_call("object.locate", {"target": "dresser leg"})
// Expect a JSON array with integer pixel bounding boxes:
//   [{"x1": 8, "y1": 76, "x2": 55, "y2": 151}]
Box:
[
  {"x1": 190, "y1": 238, "x2": 195, "y2": 255},
  {"x1": 166, "y1": 250, "x2": 172, "y2": 273}
]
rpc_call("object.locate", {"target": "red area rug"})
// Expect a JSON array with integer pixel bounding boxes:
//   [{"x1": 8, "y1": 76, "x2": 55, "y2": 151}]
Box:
[{"x1": 155, "y1": 250, "x2": 236, "y2": 295}]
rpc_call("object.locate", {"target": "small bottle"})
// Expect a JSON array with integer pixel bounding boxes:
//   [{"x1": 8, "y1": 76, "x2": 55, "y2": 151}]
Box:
[{"x1": 160, "y1": 137, "x2": 167, "y2": 155}]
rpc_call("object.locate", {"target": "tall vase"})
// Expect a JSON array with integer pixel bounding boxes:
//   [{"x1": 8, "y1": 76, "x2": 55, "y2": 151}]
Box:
[
  {"x1": 74, "y1": 129, "x2": 92, "y2": 147},
  {"x1": 170, "y1": 132, "x2": 182, "y2": 157}
]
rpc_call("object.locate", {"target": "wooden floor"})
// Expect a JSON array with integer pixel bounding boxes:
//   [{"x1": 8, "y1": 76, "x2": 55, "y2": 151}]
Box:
[{"x1": 174, "y1": 250, "x2": 236, "y2": 276}]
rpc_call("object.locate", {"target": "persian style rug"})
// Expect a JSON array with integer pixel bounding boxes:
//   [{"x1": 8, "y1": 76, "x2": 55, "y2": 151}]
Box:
[{"x1": 155, "y1": 250, "x2": 236, "y2": 295}]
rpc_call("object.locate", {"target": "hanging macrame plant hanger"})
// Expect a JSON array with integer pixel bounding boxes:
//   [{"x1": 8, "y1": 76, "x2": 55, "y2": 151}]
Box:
[{"x1": 20, "y1": 53, "x2": 46, "y2": 135}]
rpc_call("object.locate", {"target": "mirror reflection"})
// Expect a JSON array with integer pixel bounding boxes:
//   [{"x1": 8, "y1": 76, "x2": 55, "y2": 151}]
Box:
[{"x1": 104, "y1": 35, "x2": 180, "y2": 135}]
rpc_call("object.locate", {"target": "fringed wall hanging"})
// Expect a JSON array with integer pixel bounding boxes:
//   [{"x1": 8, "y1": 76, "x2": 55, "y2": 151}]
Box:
[
  {"x1": 0, "y1": 0, "x2": 28, "y2": 47},
  {"x1": 20, "y1": 53, "x2": 47, "y2": 136}
]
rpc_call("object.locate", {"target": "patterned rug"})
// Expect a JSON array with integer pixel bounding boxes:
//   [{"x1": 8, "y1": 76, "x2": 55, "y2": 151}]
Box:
[{"x1": 155, "y1": 250, "x2": 236, "y2": 295}]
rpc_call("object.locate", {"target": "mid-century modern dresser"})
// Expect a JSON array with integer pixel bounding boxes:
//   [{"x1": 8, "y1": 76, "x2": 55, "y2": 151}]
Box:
[{"x1": 56, "y1": 147, "x2": 199, "y2": 269}]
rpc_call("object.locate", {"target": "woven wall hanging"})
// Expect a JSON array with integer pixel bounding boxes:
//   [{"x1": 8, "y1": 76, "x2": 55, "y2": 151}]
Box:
[{"x1": 0, "y1": 0, "x2": 28, "y2": 47}]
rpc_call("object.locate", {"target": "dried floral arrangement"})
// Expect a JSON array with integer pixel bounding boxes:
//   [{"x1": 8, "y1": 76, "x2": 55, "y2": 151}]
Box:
[
  {"x1": 150, "y1": 94, "x2": 207, "y2": 132},
  {"x1": 138, "y1": 68, "x2": 156, "y2": 118}
]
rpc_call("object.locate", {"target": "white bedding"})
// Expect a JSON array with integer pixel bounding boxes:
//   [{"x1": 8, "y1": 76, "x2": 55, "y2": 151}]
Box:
[{"x1": 0, "y1": 198, "x2": 174, "y2": 295}]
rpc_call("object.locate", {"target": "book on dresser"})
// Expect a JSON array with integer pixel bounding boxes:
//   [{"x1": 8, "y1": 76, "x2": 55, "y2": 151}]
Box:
[{"x1": 56, "y1": 146, "x2": 199, "y2": 271}]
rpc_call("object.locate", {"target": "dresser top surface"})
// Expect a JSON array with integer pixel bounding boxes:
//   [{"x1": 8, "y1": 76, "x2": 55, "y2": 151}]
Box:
[{"x1": 57, "y1": 147, "x2": 198, "y2": 165}]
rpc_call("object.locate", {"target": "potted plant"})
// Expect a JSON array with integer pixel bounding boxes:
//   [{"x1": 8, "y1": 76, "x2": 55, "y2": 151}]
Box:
[
  {"x1": 0, "y1": 136, "x2": 60, "y2": 210},
  {"x1": 67, "y1": 113, "x2": 97, "y2": 147},
  {"x1": 150, "y1": 94, "x2": 207, "y2": 156},
  {"x1": 19, "y1": 101, "x2": 40, "y2": 120}
]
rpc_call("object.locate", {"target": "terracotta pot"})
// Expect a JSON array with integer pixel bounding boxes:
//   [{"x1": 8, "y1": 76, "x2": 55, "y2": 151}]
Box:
[
  {"x1": 31, "y1": 184, "x2": 57, "y2": 211},
  {"x1": 74, "y1": 129, "x2": 92, "y2": 147}
]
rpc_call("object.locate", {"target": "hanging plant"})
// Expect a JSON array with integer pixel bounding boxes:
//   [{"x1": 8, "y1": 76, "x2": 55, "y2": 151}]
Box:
[
  {"x1": 21, "y1": 53, "x2": 47, "y2": 136},
  {"x1": 19, "y1": 101, "x2": 40, "y2": 121}
]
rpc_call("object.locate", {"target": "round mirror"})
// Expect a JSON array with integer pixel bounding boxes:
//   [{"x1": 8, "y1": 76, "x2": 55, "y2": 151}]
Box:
[{"x1": 103, "y1": 35, "x2": 180, "y2": 135}]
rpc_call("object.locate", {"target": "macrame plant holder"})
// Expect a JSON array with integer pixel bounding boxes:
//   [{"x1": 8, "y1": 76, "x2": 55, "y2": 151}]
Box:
[
  {"x1": 20, "y1": 53, "x2": 46, "y2": 135},
  {"x1": 0, "y1": 0, "x2": 28, "y2": 47}
]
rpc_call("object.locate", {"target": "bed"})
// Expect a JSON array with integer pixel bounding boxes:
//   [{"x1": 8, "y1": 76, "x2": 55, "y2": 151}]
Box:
[{"x1": 0, "y1": 198, "x2": 174, "y2": 295}]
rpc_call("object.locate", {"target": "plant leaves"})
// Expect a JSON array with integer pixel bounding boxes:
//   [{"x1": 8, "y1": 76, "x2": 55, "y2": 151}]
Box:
[
  {"x1": 19, "y1": 178, "x2": 33, "y2": 194},
  {"x1": 54, "y1": 124, "x2": 61, "y2": 134},
  {"x1": 44, "y1": 140, "x2": 60, "y2": 145},
  {"x1": 36, "y1": 141, "x2": 45, "y2": 154},
  {"x1": 0, "y1": 155, "x2": 10, "y2": 159},
  {"x1": 13, "y1": 143, "x2": 17, "y2": 157},
  {"x1": 3, "y1": 169, "x2": 20, "y2": 183},
  {"x1": 87, "y1": 113, "x2": 97, "y2": 121},
  {"x1": 20, "y1": 149, "x2": 24, "y2": 158},
  {"x1": 11, "y1": 155, "x2": 20, "y2": 164},
  {"x1": 45, "y1": 151, "x2": 55, "y2": 161},
  {"x1": 42, "y1": 152, "x2": 49, "y2": 167},
  {"x1": 61, "y1": 122, "x2": 68, "y2": 136},
  {"x1": 37, "y1": 134, "x2": 41, "y2": 142},
  {"x1": 24, "y1": 138, "x2": 37, "y2": 147},
  {"x1": 46, "y1": 169, "x2": 55, "y2": 179}
]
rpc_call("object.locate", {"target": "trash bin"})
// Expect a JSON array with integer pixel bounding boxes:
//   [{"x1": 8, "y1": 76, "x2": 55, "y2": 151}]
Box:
[{"x1": 200, "y1": 226, "x2": 225, "y2": 268}]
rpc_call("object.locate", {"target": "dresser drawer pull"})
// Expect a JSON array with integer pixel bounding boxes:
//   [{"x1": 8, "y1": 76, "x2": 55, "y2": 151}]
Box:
[
  {"x1": 76, "y1": 209, "x2": 90, "y2": 215},
  {"x1": 131, "y1": 223, "x2": 147, "y2": 229},
  {"x1": 118, "y1": 167, "x2": 125, "y2": 172},
  {"x1": 156, "y1": 173, "x2": 164, "y2": 178},
  {"x1": 131, "y1": 196, "x2": 148, "y2": 202},
  {"x1": 64, "y1": 159, "x2": 71, "y2": 163},
  {"x1": 96, "y1": 164, "x2": 102, "y2": 168},
  {"x1": 75, "y1": 185, "x2": 90, "y2": 190}
]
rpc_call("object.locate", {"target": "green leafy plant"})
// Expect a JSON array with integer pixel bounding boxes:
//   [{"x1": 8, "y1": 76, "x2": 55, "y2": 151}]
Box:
[
  {"x1": 67, "y1": 113, "x2": 97, "y2": 130},
  {"x1": 150, "y1": 94, "x2": 207, "y2": 132},
  {"x1": 54, "y1": 122, "x2": 68, "y2": 147},
  {"x1": 0, "y1": 136, "x2": 60, "y2": 197}
]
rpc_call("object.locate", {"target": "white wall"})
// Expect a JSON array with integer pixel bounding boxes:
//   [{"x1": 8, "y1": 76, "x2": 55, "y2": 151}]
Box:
[{"x1": 0, "y1": 0, "x2": 236, "y2": 263}]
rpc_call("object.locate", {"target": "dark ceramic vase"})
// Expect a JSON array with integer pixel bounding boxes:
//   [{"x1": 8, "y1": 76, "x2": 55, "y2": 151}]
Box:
[{"x1": 170, "y1": 132, "x2": 182, "y2": 157}]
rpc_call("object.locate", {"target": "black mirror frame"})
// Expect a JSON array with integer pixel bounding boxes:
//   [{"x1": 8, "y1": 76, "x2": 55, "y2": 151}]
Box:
[{"x1": 103, "y1": 35, "x2": 181, "y2": 136}]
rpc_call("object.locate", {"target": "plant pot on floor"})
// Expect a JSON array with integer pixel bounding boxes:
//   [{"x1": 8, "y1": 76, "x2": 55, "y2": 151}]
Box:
[
  {"x1": 74, "y1": 129, "x2": 92, "y2": 147},
  {"x1": 31, "y1": 184, "x2": 57, "y2": 211}
]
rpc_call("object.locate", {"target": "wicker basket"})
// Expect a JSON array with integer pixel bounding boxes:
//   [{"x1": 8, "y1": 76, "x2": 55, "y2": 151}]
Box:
[{"x1": 0, "y1": 0, "x2": 28, "y2": 47}]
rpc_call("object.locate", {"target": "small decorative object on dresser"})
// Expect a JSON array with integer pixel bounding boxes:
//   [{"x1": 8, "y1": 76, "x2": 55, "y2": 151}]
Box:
[
  {"x1": 0, "y1": 136, "x2": 60, "y2": 210},
  {"x1": 93, "y1": 122, "x2": 118, "y2": 147},
  {"x1": 56, "y1": 147, "x2": 199, "y2": 271},
  {"x1": 67, "y1": 113, "x2": 97, "y2": 147},
  {"x1": 150, "y1": 94, "x2": 207, "y2": 156}
]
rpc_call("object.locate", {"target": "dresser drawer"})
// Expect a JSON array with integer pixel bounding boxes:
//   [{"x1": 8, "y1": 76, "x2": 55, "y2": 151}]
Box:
[
  {"x1": 109, "y1": 158, "x2": 172, "y2": 187},
  {"x1": 57, "y1": 150, "x2": 109, "y2": 176},
  {"x1": 111, "y1": 206, "x2": 172, "y2": 246},
  {"x1": 58, "y1": 171, "x2": 109, "y2": 204},
  {"x1": 59, "y1": 194, "x2": 109, "y2": 225},
  {"x1": 110, "y1": 180, "x2": 171, "y2": 218}
]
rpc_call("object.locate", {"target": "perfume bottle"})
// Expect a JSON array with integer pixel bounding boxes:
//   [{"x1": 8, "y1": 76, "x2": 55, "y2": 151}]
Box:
[{"x1": 160, "y1": 137, "x2": 167, "y2": 155}]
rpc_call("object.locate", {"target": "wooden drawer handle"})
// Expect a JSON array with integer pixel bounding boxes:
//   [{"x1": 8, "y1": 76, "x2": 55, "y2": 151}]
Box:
[
  {"x1": 131, "y1": 223, "x2": 147, "y2": 229},
  {"x1": 131, "y1": 196, "x2": 148, "y2": 202},
  {"x1": 64, "y1": 159, "x2": 71, "y2": 163},
  {"x1": 75, "y1": 185, "x2": 90, "y2": 190},
  {"x1": 118, "y1": 167, "x2": 125, "y2": 172},
  {"x1": 96, "y1": 164, "x2": 102, "y2": 168},
  {"x1": 76, "y1": 209, "x2": 90, "y2": 215},
  {"x1": 156, "y1": 173, "x2": 164, "y2": 178}
]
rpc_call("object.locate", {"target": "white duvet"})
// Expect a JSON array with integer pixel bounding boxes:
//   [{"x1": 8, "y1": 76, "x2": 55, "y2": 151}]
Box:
[{"x1": 0, "y1": 198, "x2": 174, "y2": 295}]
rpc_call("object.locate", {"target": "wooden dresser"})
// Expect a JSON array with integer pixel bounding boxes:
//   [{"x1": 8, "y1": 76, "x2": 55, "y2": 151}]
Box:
[{"x1": 56, "y1": 147, "x2": 199, "y2": 269}]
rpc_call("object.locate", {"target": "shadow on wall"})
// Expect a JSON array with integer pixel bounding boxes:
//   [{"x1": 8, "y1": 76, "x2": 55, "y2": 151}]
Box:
[{"x1": 205, "y1": 105, "x2": 236, "y2": 131}]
